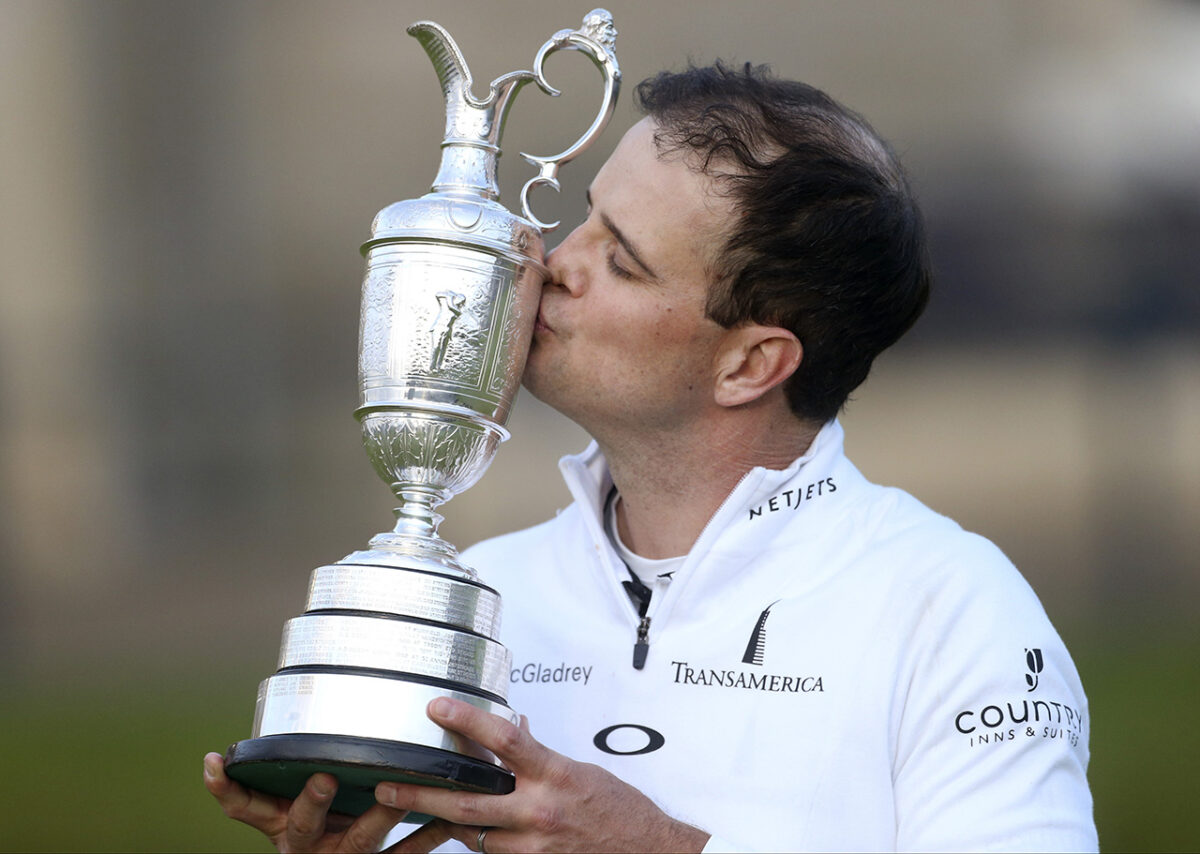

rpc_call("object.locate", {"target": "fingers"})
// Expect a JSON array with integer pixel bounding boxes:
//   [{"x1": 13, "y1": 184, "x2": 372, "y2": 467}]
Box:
[
  {"x1": 205, "y1": 751, "x2": 408, "y2": 853},
  {"x1": 283, "y1": 776, "x2": 409, "y2": 853},
  {"x1": 383, "y1": 820, "x2": 505, "y2": 854},
  {"x1": 203, "y1": 752, "x2": 289, "y2": 836},
  {"x1": 382, "y1": 818, "x2": 453, "y2": 854},
  {"x1": 427, "y1": 698, "x2": 550, "y2": 778},
  {"x1": 284, "y1": 772, "x2": 338, "y2": 852},
  {"x1": 376, "y1": 782, "x2": 511, "y2": 831},
  {"x1": 376, "y1": 699, "x2": 562, "y2": 828},
  {"x1": 434, "y1": 823, "x2": 510, "y2": 854},
  {"x1": 338, "y1": 803, "x2": 411, "y2": 853}
]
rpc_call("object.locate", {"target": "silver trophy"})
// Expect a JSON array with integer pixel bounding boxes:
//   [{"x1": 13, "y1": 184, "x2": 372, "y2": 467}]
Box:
[{"x1": 224, "y1": 11, "x2": 620, "y2": 816}]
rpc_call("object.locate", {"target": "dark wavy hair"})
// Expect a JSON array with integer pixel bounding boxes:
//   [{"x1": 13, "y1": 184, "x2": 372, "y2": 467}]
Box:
[{"x1": 636, "y1": 62, "x2": 931, "y2": 423}]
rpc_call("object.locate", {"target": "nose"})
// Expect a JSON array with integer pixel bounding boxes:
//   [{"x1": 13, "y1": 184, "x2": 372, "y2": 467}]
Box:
[{"x1": 544, "y1": 223, "x2": 588, "y2": 296}]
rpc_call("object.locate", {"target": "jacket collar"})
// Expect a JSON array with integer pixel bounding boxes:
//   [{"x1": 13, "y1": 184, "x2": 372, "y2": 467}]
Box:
[{"x1": 557, "y1": 419, "x2": 852, "y2": 558}]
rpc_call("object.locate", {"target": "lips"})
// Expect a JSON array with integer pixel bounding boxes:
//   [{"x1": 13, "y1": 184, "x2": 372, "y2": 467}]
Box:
[{"x1": 535, "y1": 304, "x2": 553, "y2": 334}]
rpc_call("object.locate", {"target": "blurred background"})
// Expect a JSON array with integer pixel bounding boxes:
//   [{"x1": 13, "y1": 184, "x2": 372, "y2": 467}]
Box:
[{"x1": 0, "y1": 0, "x2": 1196, "y2": 849}]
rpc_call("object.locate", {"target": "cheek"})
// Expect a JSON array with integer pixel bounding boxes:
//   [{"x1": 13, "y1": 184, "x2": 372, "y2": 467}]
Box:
[
  {"x1": 641, "y1": 304, "x2": 694, "y2": 342},
  {"x1": 591, "y1": 296, "x2": 712, "y2": 362}
]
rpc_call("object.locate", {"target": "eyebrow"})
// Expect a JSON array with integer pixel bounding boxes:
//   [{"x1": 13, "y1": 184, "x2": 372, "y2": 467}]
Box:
[{"x1": 587, "y1": 189, "x2": 660, "y2": 281}]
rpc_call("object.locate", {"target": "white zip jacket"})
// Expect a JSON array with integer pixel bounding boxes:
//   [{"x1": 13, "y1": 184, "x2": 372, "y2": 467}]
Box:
[{"x1": 462, "y1": 420, "x2": 1097, "y2": 852}]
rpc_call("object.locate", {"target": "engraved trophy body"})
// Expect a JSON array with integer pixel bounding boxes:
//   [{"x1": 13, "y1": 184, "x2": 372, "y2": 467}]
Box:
[{"x1": 224, "y1": 11, "x2": 620, "y2": 817}]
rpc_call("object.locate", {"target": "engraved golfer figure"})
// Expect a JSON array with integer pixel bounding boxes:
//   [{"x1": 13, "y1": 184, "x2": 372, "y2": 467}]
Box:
[{"x1": 429, "y1": 290, "x2": 466, "y2": 371}]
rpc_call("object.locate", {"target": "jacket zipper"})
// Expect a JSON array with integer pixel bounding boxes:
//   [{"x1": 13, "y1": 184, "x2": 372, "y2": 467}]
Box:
[
  {"x1": 605, "y1": 470, "x2": 758, "y2": 671},
  {"x1": 633, "y1": 615, "x2": 651, "y2": 669},
  {"x1": 622, "y1": 567, "x2": 653, "y2": 670},
  {"x1": 627, "y1": 471, "x2": 759, "y2": 670}
]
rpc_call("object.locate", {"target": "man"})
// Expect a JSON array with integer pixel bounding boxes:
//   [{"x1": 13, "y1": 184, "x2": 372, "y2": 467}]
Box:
[{"x1": 205, "y1": 62, "x2": 1096, "y2": 852}]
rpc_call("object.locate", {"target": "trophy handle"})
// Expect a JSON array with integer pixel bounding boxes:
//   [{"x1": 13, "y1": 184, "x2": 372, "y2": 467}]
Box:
[{"x1": 519, "y1": 9, "x2": 622, "y2": 231}]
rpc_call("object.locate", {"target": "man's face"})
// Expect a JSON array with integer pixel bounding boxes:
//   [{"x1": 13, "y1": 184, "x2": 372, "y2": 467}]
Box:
[{"x1": 523, "y1": 118, "x2": 735, "y2": 436}]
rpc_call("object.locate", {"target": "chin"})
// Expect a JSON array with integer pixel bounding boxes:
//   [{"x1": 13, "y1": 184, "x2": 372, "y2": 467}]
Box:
[
  {"x1": 521, "y1": 371, "x2": 589, "y2": 426},
  {"x1": 519, "y1": 362, "x2": 553, "y2": 405}
]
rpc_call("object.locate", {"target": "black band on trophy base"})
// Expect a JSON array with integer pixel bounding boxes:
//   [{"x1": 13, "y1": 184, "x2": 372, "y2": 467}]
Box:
[{"x1": 225, "y1": 733, "x2": 515, "y2": 818}]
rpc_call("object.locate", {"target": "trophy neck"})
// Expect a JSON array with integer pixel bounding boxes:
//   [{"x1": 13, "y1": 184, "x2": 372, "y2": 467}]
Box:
[{"x1": 430, "y1": 142, "x2": 502, "y2": 201}]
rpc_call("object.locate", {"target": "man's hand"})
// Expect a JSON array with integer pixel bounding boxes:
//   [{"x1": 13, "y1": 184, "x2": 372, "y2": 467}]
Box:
[
  {"x1": 376, "y1": 699, "x2": 710, "y2": 854},
  {"x1": 203, "y1": 752, "x2": 408, "y2": 853}
]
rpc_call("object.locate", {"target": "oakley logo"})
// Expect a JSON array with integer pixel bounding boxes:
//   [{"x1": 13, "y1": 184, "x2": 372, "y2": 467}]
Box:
[{"x1": 593, "y1": 723, "x2": 666, "y2": 756}]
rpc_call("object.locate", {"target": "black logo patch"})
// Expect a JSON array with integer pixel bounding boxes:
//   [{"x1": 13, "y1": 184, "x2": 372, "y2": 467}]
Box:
[
  {"x1": 741, "y1": 600, "x2": 781, "y2": 665},
  {"x1": 593, "y1": 724, "x2": 666, "y2": 756},
  {"x1": 1025, "y1": 648, "x2": 1044, "y2": 692}
]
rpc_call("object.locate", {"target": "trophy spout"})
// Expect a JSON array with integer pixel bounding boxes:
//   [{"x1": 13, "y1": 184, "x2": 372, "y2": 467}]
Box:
[
  {"x1": 406, "y1": 11, "x2": 620, "y2": 213},
  {"x1": 407, "y1": 21, "x2": 538, "y2": 201}
]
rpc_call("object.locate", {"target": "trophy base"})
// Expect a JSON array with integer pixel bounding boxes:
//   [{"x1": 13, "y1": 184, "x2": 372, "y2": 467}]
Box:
[{"x1": 224, "y1": 733, "x2": 515, "y2": 818}]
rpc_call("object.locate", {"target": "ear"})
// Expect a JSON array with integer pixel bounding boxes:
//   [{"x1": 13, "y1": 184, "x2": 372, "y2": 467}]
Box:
[{"x1": 713, "y1": 325, "x2": 802, "y2": 408}]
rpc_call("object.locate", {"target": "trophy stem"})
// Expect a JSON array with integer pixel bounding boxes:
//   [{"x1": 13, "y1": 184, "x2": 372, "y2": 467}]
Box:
[
  {"x1": 347, "y1": 483, "x2": 476, "y2": 578},
  {"x1": 390, "y1": 484, "x2": 450, "y2": 540}
]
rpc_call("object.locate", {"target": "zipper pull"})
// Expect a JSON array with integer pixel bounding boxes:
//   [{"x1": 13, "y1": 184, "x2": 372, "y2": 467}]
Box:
[{"x1": 633, "y1": 616, "x2": 651, "y2": 669}]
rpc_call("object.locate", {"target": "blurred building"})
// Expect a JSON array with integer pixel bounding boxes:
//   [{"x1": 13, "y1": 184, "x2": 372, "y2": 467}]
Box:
[{"x1": 0, "y1": 0, "x2": 1197, "y2": 680}]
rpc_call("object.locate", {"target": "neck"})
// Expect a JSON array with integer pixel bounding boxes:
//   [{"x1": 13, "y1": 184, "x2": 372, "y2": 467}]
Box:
[{"x1": 599, "y1": 405, "x2": 821, "y2": 559}]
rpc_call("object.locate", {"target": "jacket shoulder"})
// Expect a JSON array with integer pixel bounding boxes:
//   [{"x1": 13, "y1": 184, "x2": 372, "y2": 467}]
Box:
[
  {"x1": 460, "y1": 504, "x2": 581, "y2": 582},
  {"x1": 848, "y1": 482, "x2": 1025, "y2": 587}
]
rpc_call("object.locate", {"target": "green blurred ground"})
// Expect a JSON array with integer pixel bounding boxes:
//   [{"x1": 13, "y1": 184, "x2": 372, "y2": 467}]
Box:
[
  {"x1": 0, "y1": 623, "x2": 1195, "y2": 852},
  {"x1": 1070, "y1": 622, "x2": 1200, "y2": 853}
]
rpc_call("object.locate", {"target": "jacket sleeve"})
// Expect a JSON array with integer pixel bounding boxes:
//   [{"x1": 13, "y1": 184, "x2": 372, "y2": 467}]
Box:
[{"x1": 889, "y1": 536, "x2": 1097, "y2": 852}]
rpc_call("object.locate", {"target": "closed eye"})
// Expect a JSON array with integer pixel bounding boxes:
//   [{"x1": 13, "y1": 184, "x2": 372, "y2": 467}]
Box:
[
  {"x1": 607, "y1": 253, "x2": 635, "y2": 280},
  {"x1": 586, "y1": 188, "x2": 660, "y2": 282}
]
